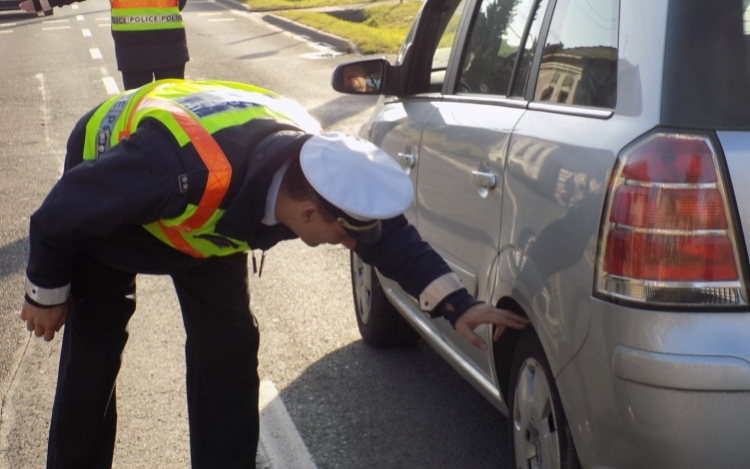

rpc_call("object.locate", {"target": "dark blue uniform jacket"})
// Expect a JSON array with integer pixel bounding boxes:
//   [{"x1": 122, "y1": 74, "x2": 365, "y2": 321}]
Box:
[{"x1": 27, "y1": 114, "x2": 473, "y2": 320}]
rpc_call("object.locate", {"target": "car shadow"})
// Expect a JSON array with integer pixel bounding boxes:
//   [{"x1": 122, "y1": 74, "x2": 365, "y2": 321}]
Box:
[{"x1": 278, "y1": 340, "x2": 513, "y2": 469}]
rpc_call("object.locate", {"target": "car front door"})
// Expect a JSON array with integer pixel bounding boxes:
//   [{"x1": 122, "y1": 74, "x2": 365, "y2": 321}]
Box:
[{"x1": 366, "y1": 0, "x2": 470, "y2": 337}]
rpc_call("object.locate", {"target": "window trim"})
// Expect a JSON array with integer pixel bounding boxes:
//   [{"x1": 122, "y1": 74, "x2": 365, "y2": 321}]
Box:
[
  {"x1": 524, "y1": 0, "x2": 558, "y2": 101},
  {"x1": 527, "y1": 101, "x2": 614, "y2": 119},
  {"x1": 442, "y1": 94, "x2": 529, "y2": 109},
  {"x1": 441, "y1": 0, "x2": 480, "y2": 96}
]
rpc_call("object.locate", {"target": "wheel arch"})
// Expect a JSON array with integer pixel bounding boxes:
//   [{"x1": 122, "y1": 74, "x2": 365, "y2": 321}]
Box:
[{"x1": 491, "y1": 296, "x2": 528, "y2": 407}]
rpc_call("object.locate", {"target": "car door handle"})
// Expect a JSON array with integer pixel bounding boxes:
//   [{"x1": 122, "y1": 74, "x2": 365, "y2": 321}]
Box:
[
  {"x1": 471, "y1": 170, "x2": 497, "y2": 189},
  {"x1": 397, "y1": 151, "x2": 417, "y2": 168}
]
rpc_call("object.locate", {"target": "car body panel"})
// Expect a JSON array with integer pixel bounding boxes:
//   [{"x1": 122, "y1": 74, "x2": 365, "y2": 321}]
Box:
[
  {"x1": 416, "y1": 99, "x2": 525, "y2": 378},
  {"x1": 367, "y1": 99, "x2": 444, "y2": 336}
]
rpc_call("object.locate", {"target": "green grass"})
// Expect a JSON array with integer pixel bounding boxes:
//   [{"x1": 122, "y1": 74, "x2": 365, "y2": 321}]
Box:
[
  {"x1": 274, "y1": 2, "x2": 423, "y2": 54},
  {"x1": 249, "y1": 0, "x2": 392, "y2": 12}
]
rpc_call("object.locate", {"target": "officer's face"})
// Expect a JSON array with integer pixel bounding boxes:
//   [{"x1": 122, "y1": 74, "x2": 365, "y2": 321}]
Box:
[{"x1": 295, "y1": 206, "x2": 357, "y2": 250}]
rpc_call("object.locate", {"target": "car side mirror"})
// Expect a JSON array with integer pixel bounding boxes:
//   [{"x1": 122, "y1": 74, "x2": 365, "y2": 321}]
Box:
[{"x1": 332, "y1": 58, "x2": 392, "y2": 95}]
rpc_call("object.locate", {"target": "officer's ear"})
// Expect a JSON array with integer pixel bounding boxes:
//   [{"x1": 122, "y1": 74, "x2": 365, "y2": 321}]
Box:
[{"x1": 298, "y1": 200, "x2": 320, "y2": 224}]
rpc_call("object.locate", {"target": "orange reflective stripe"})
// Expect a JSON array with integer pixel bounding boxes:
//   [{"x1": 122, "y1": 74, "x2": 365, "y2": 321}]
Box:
[
  {"x1": 157, "y1": 220, "x2": 205, "y2": 258},
  {"x1": 111, "y1": 0, "x2": 178, "y2": 7},
  {"x1": 125, "y1": 96, "x2": 232, "y2": 258}
]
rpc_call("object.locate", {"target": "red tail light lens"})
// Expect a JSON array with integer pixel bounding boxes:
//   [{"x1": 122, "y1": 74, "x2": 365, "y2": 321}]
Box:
[{"x1": 597, "y1": 131, "x2": 747, "y2": 307}]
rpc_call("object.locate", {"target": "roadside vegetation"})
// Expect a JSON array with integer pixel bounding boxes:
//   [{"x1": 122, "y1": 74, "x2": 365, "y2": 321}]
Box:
[
  {"x1": 248, "y1": 0, "x2": 396, "y2": 10},
  {"x1": 248, "y1": 0, "x2": 423, "y2": 54}
]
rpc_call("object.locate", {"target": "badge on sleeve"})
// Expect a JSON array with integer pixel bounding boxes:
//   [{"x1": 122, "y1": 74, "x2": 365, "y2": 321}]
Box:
[{"x1": 178, "y1": 174, "x2": 189, "y2": 193}]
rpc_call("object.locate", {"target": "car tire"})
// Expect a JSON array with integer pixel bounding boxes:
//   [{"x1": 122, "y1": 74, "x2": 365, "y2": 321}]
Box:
[
  {"x1": 350, "y1": 252, "x2": 420, "y2": 347},
  {"x1": 508, "y1": 331, "x2": 581, "y2": 469}
]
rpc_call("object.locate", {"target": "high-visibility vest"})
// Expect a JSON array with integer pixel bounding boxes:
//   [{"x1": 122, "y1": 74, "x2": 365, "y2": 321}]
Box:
[
  {"x1": 83, "y1": 79, "x2": 321, "y2": 258},
  {"x1": 110, "y1": 0, "x2": 184, "y2": 33}
]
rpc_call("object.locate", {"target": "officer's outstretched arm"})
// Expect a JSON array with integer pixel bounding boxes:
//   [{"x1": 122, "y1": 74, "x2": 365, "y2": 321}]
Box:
[{"x1": 453, "y1": 303, "x2": 529, "y2": 351}]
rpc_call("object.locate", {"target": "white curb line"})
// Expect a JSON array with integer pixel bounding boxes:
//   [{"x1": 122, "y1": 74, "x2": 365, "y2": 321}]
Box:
[{"x1": 259, "y1": 380, "x2": 319, "y2": 469}]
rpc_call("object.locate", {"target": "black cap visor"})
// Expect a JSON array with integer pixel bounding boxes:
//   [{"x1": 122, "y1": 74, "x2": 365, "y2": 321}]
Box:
[{"x1": 316, "y1": 192, "x2": 383, "y2": 244}]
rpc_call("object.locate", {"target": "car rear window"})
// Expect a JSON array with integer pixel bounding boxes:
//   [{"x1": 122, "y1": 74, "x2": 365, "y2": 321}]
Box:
[
  {"x1": 532, "y1": 0, "x2": 619, "y2": 108},
  {"x1": 661, "y1": 0, "x2": 750, "y2": 130}
]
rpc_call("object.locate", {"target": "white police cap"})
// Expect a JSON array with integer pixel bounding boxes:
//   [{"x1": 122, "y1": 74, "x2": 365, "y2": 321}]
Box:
[{"x1": 300, "y1": 132, "x2": 414, "y2": 243}]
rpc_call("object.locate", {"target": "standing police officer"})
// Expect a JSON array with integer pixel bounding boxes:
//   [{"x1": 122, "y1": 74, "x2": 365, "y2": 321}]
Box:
[
  {"x1": 20, "y1": 0, "x2": 189, "y2": 90},
  {"x1": 20, "y1": 79, "x2": 529, "y2": 468}
]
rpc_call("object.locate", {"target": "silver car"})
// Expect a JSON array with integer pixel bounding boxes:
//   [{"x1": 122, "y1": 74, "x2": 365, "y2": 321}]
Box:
[{"x1": 331, "y1": 0, "x2": 750, "y2": 467}]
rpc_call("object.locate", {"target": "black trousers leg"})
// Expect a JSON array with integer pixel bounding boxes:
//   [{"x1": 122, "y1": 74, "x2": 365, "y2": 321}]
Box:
[
  {"x1": 121, "y1": 70, "x2": 154, "y2": 90},
  {"x1": 171, "y1": 253, "x2": 260, "y2": 469},
  {"x1": 121, "y1": 64, "x2": 185, "y2": 90},
  {"x1": 153, "y1": 64, "x2": 185, "y2": 81},
  {"x1": 47, "y1": 257, "x2": 137, "y2": 469}
]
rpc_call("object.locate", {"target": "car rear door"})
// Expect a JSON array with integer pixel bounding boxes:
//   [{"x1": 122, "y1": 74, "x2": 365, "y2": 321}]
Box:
[
  {"x1": 415, "y1": 0, "x2": 551, "y2": 375},
  {"x1": 366, "y1": 0, "x2": 470, "y2": 337}
]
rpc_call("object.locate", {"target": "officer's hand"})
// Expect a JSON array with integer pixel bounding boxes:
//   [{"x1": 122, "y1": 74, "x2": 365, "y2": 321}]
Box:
[
  {"x1": 20, "y1": 301, "x2": 67, "y2": 341},
  {"x1": 19, "y1": 0, "x2": 36, "y2": 12},
  {"x1": 454, "y1": 303, "x2": 529, "y2": 351}
]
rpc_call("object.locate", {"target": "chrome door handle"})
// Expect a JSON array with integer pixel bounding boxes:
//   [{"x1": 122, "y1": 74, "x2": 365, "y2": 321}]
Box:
[
  {"x1": 397, "y1": 151, "x2": 416, "y2": 168},
  {"x1": 471, "y1": 170, "x2": 497, "y2": 189}
]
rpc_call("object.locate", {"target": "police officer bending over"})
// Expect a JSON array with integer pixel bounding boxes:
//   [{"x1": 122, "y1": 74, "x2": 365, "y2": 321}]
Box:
[{"x1": 20, "y1": 79, "x2": 530, "y2": 468}]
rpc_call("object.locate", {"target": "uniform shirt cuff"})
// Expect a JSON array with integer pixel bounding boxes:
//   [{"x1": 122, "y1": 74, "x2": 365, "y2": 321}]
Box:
[
  {"x1": 25, "y1": 276, "x2": 69, "y2": 306},
  {"x1": 418, "y1": 272, "x2": 463, "y2": 311}
]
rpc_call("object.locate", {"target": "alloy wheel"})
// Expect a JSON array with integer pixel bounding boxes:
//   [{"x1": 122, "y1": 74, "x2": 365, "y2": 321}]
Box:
[{"x1": 513, "y1": 357, "x2": 561, "y2": 469}]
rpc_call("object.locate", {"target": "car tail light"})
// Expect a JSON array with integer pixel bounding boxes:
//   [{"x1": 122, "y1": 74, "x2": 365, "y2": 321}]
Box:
[{"x1": 596, "y1": 131, "x2": 748, "y2": 307}]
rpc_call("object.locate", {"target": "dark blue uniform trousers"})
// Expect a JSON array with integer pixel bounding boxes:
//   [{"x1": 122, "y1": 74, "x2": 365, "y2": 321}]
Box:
[{"x1": 46, "y1": 252, "x2": 260, "y2": 468}]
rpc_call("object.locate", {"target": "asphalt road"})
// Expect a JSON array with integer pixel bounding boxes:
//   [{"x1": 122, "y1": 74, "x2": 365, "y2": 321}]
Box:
[{"x1": 0, "y1": 1, "x2": 513, "y2": 467}]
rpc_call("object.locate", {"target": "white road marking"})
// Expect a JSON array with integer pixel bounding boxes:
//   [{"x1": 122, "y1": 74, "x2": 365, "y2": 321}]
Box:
[
  {"x1": 102, "y1": 76, "x2": 120, "y2": 95},
  {"x1": 76, "y1": 14, "x2": 84, "y2": 21},
  {"x1": 89, "y1": 48, "x2": 102, "y2": 59},
  {"x1": 0, "y1": 22, "x2": 16, "y2": 27},
  {"x1": 82, "y1": 28, "x2": 91, "y2": 36},
  {"x1": 34, "y1": 72, "x2": 65, "y2": 170},
  {"x1": 95, "y1": 17, "x2": 110, "y2": 21},
  {"x1": 43, "y1": 19, "x2": 69, "y2": 24},
  {"x1": 208, "y1": 18, "x2": 234, "y2": 22},
  {"x1": 0, "y1": 30, "x2": 12, "y2": 34},
  {"x1": 197, "y1": 11, "x2": 223, "y2": 15},
  {"x1": 42, "y1": 26, "x2": 71, "y2": 30},
  {"x1": 71, "y1": 3, "x2": 78, "y2": 8},
  {"x1": 98, "y1": 24, "x2": 110, "y2": 27},
  {"x1": 258, "y1": 380, "x2": 318, "y2": 469}
]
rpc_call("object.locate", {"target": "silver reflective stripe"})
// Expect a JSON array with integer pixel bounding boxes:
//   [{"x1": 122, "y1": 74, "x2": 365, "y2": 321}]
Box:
[
  {"x1": 112, "y1": 14, "x2": 182, "y2": 24},
  {"x1": 419, "y1": 272, "x2": 462, "y2": 311},
  {"x1": 95, "y1": 89, "x2": 136, "y2": 159},
  {"x1": 25, "y1": 276, "x2": 70, "y2": 306}
]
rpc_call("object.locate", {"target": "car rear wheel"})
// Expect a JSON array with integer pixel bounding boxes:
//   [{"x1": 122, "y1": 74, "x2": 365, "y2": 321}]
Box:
[
  {"x1": 508, "y1": 331, "x2": 581, "y2": 469},
  {"x1": 350, "y1": 252, "x2": 419, "y2": 346}
]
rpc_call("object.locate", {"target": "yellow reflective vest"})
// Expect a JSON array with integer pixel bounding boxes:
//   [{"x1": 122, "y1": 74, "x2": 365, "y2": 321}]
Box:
[
  {"x1": 83, "y1": 79, "x2": 320, "y2": 258},
  {"x1": 110, "y1": 0, "x2": 184, "y2": 32}
]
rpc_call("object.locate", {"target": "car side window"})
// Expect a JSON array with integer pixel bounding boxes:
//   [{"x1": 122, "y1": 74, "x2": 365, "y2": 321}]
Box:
[
  {"x1": 429, "y1": 0, "x2": 469, "y2": 92},
  {"x1": 457, "y1": 0, "x2": 546, "y2": 96},
  {"x1": 533, "y1": 0, "x2": 619, "y2": 108}
]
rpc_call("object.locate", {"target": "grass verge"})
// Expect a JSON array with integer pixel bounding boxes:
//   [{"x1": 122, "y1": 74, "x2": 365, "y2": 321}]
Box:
[
  {"x1": 249, "y1": 0, "x2": 391, "y2": 12},
  {"x1": 274, "y1": 2, "x2": 422, "y2": 54}
]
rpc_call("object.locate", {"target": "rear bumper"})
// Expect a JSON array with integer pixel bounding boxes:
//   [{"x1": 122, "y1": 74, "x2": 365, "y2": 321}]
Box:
[
  {"x1": 613, "y1": 345, "x2": 750, "y2": 391},
  {"x1": 558, "y1": 304, "x2": 750, "y2": 469}
]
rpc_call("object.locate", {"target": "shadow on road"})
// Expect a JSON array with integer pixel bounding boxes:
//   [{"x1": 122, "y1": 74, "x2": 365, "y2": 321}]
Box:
[
  {"x1": 0, "y1": 237, "x2": 29, "y2": 282},
  {"x1": 280, "y1": 340, "x2": 513, "y2": 469}
]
